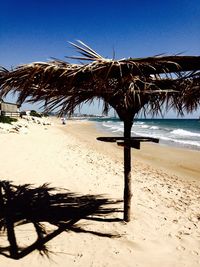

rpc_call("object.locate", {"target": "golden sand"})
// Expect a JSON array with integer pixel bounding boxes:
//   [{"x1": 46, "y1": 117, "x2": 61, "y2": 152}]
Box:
[{"x1": 0, "y1": 118, "x2": 199, "y2": 266}]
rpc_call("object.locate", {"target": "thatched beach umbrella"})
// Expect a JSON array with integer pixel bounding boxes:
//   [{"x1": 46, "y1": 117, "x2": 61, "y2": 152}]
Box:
[{"x1": 0, "y1": 41, "x2": 200, "y2": 222}]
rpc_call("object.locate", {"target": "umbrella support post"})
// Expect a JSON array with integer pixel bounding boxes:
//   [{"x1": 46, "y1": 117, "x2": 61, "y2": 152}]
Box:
[
  {"x1": 97, "y1": 134, "x2": 159, "y2": 223},
  {"x1": 123, "y1": 120, "x2": 133, "y2": 222},
  {"x1": 123, "y1": 143, "x2": 132, "y2": 222}
]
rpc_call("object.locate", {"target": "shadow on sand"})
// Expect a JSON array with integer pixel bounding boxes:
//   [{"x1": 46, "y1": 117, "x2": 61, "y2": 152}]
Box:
[{"x1": 0, "y1": 180, "x2": 122, "y2": 260}]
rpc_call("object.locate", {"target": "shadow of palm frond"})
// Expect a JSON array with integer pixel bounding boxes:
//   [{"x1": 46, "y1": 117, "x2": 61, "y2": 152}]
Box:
[{"x1": 0, "y1": 180, "x2": 122, "y2": 259}]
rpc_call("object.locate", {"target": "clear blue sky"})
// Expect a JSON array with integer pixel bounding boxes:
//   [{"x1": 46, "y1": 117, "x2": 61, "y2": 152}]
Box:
[{"x1": 1, "y1": 0, "x2": 200, "y2": 118}]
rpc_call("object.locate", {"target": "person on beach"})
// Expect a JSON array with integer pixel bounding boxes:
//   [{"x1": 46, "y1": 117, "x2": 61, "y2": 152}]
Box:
[{"x1": 61, "y1": 117, "x2": 66, "y2": 125}]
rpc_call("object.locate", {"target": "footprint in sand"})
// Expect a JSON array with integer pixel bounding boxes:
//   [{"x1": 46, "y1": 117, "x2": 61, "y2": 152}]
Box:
[
  {"x1": 191, "y1": 250, "x2": 199, "y2": 256},
  {"x1": 176, "y1": 245, "x2": 186, "y2": 251}
]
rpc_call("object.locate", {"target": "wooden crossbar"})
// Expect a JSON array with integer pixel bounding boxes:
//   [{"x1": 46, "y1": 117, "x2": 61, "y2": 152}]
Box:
[{"x1": 97, "y1": 136, "x2": 159, "y2": 149}]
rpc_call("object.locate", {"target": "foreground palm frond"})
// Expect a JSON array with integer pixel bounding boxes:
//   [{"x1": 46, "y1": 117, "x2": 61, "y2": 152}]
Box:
[{"x1": 0, "y1": 40, "x2": 200, "y2": 119}]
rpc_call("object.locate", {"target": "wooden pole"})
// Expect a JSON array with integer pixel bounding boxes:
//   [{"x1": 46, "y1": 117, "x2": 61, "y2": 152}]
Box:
[{"x1": 123, "y1": 119, "x2": 133, "y2": 222}]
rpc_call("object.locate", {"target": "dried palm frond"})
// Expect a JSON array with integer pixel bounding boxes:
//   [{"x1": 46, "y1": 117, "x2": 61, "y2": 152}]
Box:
[{"x1": 0, "y1": 40, "x2": 200, "y2": 119}]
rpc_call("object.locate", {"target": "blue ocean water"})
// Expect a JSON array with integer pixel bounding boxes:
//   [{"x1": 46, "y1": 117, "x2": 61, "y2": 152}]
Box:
[{"x1": 89, "y1": 117, "x2": 200, "y2": 151}]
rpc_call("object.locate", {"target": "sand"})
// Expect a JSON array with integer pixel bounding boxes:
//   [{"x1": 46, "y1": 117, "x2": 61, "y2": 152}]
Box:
[{"x1": 0, "y1": 118, "x2": 199, "y2": 266}]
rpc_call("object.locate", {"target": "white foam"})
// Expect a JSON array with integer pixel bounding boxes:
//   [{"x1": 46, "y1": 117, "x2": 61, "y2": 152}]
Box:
[
  {"x1": 134, "y1": 121, "x2": 145, "y2": 125},
  {"x1": 171, "y1": 139, "x2": 200, "y2": 147},
  {"x1": 112, "y1": 129, "x2": 123, "y2": 133},
  {"x1": 102, "y1": 122, "x2": 113, "y2": 128},
  {"x1": 171, "y1": 129, "x2": 200, "y2": 138},
  {"x1": 141, "y1": 125, "x2": 149, "y2": 129},
  {"x1": 150, "y1": 126, "x2": 159, "y2": 130}
]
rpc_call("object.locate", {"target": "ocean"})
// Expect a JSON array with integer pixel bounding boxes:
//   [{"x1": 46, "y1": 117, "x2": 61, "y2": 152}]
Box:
[{"x1": 89, "y1": 118, "x2": 200, "y2": 151}]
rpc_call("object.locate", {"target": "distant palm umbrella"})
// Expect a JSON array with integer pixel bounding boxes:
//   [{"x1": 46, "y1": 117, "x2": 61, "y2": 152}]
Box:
[{"x1": 0, "y1": 41, "x2": 200, "y2": 222}]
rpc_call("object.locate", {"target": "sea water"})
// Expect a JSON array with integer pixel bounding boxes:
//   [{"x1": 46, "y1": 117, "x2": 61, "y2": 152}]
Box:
[{"x1": 89, "y1": 118, "x2": 200, "y2": 151}]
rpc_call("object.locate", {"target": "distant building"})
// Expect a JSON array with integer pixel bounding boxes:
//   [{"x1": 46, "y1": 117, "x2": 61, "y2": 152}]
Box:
[{"x1": 0, "y1": 99, "x2": 20, "y2": 117}]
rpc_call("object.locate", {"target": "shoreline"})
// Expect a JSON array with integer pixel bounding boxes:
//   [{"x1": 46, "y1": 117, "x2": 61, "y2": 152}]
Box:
[
  {"x1": 93, "y1": 117, "x2": 200, "y2": 152},
  {"x1": 62, "y1": 119, "x2": 200, "y2": 183}
]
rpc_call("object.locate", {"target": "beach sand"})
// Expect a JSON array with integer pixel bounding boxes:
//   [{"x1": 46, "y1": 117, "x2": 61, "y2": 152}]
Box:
[{"x1": 0, "y1": 118, "x2": 199, "y2": 266}]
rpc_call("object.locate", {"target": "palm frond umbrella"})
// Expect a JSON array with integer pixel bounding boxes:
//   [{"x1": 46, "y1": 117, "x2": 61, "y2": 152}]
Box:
[{"x1": 1, "y1": 41, "x2": 200, "y2": 222}]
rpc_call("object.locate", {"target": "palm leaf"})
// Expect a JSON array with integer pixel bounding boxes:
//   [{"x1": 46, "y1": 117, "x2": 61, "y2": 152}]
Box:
[{"x1": 0, "y1": 41, "x2": 200, "y2": 119}]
